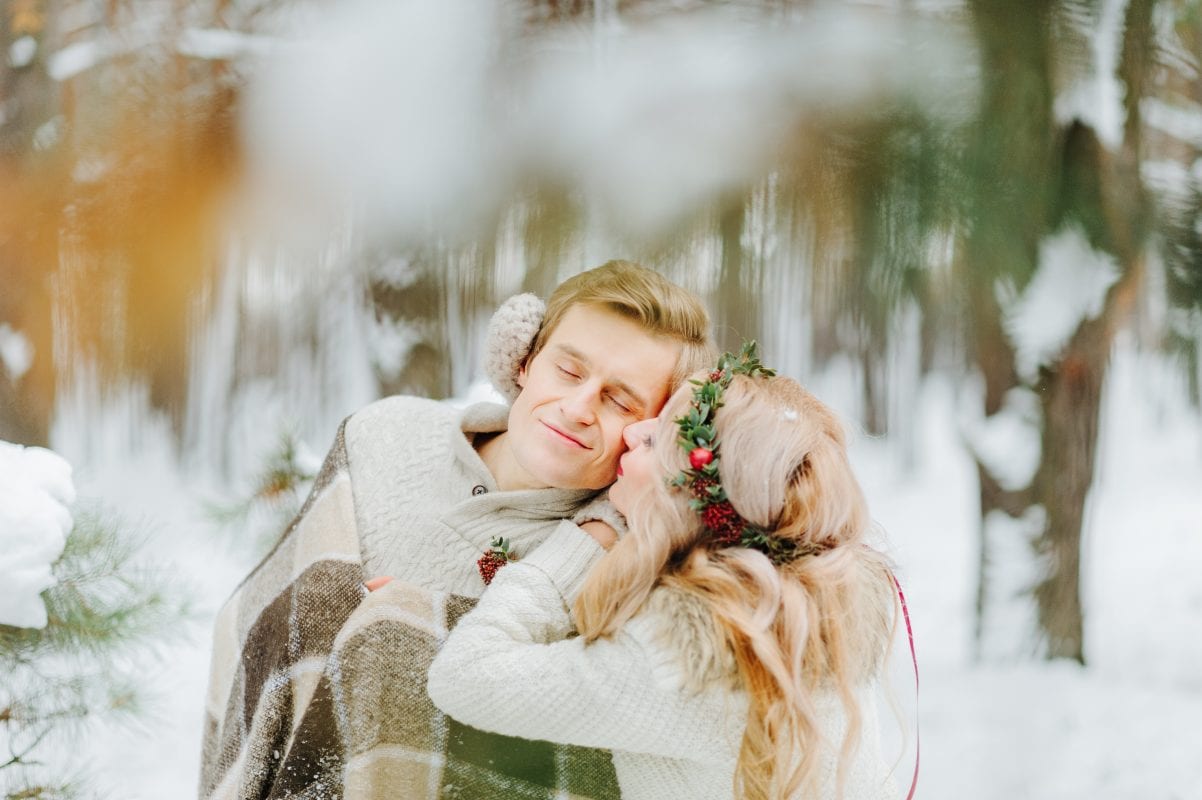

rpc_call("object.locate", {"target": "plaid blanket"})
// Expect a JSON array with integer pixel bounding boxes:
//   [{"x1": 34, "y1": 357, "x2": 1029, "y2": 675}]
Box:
[{"x1": 199, "y1": 421, "x2": 620, "y2": 799}]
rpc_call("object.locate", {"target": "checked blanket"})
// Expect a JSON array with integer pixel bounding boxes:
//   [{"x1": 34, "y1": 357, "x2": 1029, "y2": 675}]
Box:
[{"x1": 199, "y1": 421, "x2": 620, "y2": 800}]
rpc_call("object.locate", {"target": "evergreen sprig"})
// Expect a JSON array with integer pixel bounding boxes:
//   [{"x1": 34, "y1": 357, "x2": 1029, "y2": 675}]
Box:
[{"x1": 204, "y1": 428, "x2": 319, "y2": 556}]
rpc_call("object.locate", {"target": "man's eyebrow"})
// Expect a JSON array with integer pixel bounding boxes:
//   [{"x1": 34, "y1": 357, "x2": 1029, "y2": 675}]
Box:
[{"x1": 554, "y1": 344, "x2": 649, "y2": 411}]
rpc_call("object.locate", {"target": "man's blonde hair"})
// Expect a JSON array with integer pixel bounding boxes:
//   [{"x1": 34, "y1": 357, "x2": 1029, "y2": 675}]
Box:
[{"x1": 529, "y1": 260, "x2": 715, "y2": 392}]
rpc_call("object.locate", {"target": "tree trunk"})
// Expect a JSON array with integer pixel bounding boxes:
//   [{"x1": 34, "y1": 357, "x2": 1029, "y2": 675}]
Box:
[
  {"x1": 1031, "y1": 328, "x2": 1105, "y2": 662},
  {"x1": 966, "y1": 0, "x2": 1155, "y2": 662}
]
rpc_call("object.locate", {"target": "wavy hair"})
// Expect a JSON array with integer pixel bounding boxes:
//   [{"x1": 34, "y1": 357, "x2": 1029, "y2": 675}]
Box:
[{"x1": 574, "y1": 374, "x2": 898, "y2": 800}]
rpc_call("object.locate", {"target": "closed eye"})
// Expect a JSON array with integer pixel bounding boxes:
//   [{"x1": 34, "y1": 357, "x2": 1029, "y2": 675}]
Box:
[
  {"x1": 557, "y1": 365, "x2": 581, "y2": 380},
  {"x1": 607, "y1": 395, "x2": 633, "y2": 414}
]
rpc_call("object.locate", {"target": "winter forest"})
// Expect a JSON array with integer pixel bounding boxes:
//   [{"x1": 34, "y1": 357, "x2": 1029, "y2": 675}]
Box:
[{"x1": 1, "y1": 0, "x2": 1201, "y2": 797}]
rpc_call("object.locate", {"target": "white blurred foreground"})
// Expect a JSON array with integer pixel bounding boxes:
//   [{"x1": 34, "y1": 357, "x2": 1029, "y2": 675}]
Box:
[{"x1": 240, "y1": 2, "x2": 973, "y2": 243}]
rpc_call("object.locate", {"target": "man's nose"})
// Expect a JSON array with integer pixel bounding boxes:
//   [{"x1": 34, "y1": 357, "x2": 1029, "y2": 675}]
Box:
[{"x1": 560, "y1": 383, "x2": 600, "y2": 425}]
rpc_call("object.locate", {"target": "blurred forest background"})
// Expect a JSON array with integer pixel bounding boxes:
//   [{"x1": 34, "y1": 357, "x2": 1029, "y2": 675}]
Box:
[{"x1": 1, "y1": 0, "x2": 1201, "y2": 796}]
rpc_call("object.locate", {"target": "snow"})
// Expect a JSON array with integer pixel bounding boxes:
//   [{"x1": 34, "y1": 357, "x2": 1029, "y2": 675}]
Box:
[
  {"x1": 47, "y1": 40, "x2": 103, "y2": 82},
  {"x1": 176, "y1": 28, "x2": 275, "y2": 61},
  {"x1": 8, "y1": 35, "x2": 37, "y2": 69},
  {"x1": 293, "y1": 439, "x2": 325, "y2": 479},
  {"x1": 31, "y1": 115, "x2": 63, "y2": 151},
  {"x1": 1142, "y1": 158, "x2": 1196, "y2": 201},
  {"x1": 0, "y1": 323, "x2": 33, "y2": 380},
  {"x1": 1143, "y1": 97, "x2": 1202, "y2": 148},
  {"x1": 367, "y1": 316, "x2": 424, "y2": 384},
  {"x1": 998, "y1": 227, "x2": 1120, "y2": 380},
  {"x1": 0, "y1": 442, "x2": 74, "y2": 629},
  {"x1": 71, "y1": 156, "x2": 113, "y2": 184},
  {"x1": 961, "y1": 386, "x2": 1042, "y2": 492},
  {"x1": 1051, "y1": 0, "x2": 1127, "y2": 150},
  {"x1": 976, "y1": 506, "x2": 1046, "y2": 659}
]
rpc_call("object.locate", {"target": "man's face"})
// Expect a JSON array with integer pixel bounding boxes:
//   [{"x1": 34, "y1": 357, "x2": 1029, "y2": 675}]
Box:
[{"x1": 504, "y1": 304, "x2": 680, "y2": 491}]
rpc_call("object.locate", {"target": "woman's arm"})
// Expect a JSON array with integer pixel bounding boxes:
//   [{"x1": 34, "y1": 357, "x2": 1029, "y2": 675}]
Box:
[{"x1": 426, "y1": 524, "x2": 735, "y2": 761}]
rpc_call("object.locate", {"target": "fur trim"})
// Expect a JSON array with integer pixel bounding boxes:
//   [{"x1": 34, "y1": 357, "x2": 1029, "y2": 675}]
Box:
[
  {"x1": 642, "y1": 585, "x2": 737, "y2": 693},
  {"x1": 485, "y1": 293, "x2": 545, "y2": 404},
  {"x1": 571, "y1": 495, "x2": 629, "y2": 539}
]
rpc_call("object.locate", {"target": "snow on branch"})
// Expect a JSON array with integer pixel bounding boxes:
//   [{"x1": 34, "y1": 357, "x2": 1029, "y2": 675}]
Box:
[{"x1": 0, "y1": 442, "x2": 74, "y2": 629}]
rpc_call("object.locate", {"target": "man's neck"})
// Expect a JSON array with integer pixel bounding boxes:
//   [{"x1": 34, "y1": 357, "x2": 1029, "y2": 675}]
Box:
[{"x1": 474, "y1": 431, "x2": 536, "y2": 492}]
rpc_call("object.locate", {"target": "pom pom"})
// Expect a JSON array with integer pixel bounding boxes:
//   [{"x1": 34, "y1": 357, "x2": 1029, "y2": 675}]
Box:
[{"x1": 484, "y1": 293, "x2": 545, "y2": 404}]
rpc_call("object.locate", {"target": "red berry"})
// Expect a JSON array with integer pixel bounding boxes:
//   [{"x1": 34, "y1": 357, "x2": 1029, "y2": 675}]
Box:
[
  {"x1": 477, "y1": 552, "x2": 510, "y2": 585},
  {"x1": 689, "y1": 447, "x2": 714, "y2": 470},
  {"x1": 702, "y1": 502, "x2": 742, "y2": 545}
]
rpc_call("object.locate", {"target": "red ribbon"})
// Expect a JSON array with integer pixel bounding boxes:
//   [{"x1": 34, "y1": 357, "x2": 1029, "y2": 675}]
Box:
[{"x1": 891, "y1": 571, "x2": 920, "y2": 800}]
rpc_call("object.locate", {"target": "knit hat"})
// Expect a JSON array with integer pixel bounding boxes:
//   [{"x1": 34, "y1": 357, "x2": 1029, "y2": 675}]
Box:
[{"x1": 484, "y1": 293, "x2": 545, "y2": 404}]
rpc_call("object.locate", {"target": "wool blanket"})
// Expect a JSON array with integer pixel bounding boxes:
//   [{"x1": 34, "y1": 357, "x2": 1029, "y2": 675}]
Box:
[{"x1": 199, "y1": 421, "x2": 621, "y2": 799}]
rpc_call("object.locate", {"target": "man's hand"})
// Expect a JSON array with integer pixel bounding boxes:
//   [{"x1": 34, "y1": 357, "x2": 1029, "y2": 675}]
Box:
[
  {"x1": 579, "y1": 520, "x2": 618, "y2": 550},
  {"x1": 365, "y1": 576, "x2": 394, "y2": 592}
]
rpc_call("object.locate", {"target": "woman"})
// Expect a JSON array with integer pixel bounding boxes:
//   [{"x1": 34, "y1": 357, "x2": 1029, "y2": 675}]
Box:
[{"x1": 426, "y1": 345, "x2": 903, "y2": 800}]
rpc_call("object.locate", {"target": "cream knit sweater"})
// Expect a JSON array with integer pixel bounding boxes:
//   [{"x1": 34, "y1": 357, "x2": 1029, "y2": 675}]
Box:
[
  {"x1": 346, "y1": 395, "x2": 601, "y2": 596},
  {"x1": 428, "y1": 525, "x2": 900, "y2": 800}
]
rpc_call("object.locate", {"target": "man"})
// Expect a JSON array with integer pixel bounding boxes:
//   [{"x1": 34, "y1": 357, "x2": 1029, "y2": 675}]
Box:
[{"x1": 199, "y1": 260, "x2": 714, "y2": 799}]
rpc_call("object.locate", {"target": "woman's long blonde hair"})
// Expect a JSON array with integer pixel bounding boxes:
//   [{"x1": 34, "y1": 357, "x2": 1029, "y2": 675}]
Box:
[{"x1": 574, "y1": 374, "x2": 897, "y2": 800}]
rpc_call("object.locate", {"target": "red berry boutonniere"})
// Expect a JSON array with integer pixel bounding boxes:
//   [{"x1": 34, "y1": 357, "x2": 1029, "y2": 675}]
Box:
[{"x1": 477, "y1": 536, "x2": 516, "y2": 585}]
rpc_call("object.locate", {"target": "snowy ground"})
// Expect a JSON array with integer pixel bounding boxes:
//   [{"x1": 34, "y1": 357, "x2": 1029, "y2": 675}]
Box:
[{"x1": 50, "y1": 340, "x2": 1202, "y2": 799}]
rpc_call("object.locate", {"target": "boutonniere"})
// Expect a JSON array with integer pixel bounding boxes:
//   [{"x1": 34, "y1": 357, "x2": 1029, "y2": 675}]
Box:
[{"x1": 477, "y1": 537, "x2": 516, "y2": 585}]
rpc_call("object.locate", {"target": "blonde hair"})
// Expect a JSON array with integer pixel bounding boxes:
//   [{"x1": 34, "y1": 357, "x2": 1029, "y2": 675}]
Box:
[
  {"x1": 530, "y1": 260, "x2": 716, "y2": 391},
  {"x1": 575, "y1": 375, "x2": 898, "y2": 800}
]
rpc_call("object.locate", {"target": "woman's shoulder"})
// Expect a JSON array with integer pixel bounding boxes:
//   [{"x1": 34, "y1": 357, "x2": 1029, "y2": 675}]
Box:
[{"x1": 625, "y1": 584, "x2": 738, "y2": 695}]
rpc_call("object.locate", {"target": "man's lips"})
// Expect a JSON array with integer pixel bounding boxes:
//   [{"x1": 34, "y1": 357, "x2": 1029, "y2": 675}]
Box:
[{"x1": 541, "y1": 421, "x2": 589, "y2": 449}]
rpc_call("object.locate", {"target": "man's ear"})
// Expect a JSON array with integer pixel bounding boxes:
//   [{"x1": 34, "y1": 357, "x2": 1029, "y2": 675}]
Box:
[{"x1": 517, "y1": 361, "x2": 528, "y2": 389}]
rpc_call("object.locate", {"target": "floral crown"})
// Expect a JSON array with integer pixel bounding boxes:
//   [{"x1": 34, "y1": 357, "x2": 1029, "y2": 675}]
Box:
[{"x1": 669, "y1": 342, "x2": 804, "y2": 566}]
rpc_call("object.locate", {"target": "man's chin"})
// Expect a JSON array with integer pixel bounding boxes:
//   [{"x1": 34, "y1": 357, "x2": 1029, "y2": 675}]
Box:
[{"x1": 531, "y1": 468, "x2": 614, "y2": 493}]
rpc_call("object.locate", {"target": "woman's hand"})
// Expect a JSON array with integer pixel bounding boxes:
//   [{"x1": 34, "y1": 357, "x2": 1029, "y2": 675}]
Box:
[{"x1": 579, "y1": 520, "x2": 618, "y2": 550}]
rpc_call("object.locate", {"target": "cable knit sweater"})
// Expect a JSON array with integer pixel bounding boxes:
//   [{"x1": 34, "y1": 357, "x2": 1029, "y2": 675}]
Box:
[
  {"x1": 428, "y1": 525, "x2": 900, "y2": 800},
  {"x1": 347, "y1": 395, "x2": 602, "y2": 594}
]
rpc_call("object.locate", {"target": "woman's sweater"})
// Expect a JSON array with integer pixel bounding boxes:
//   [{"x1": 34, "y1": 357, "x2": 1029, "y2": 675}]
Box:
[{"x1": 427, "y1": 526, "x2": 900, "y2": 800}]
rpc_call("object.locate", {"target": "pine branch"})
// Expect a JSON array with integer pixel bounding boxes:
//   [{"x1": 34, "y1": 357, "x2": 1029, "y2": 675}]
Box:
[
  {"x1": 1, "y1": 510, "x2": 190, "y2": 664},
  {"x1": 204, "y1": 428, "x2": 318, "y2": 555},
  {"x1": 0, "y1": 505, "x2": 191, "y2": 799}
]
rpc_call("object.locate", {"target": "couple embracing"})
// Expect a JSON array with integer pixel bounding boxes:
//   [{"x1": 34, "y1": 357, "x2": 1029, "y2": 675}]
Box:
[{"x1": 199, "y1": 261, "x2": 903, "y2": 800}]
